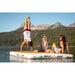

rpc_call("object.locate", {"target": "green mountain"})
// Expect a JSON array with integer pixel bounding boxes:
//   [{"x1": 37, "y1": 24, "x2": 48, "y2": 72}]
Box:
[{"x1": 0, "y1": 27, "x2": 75, "y2": 46}]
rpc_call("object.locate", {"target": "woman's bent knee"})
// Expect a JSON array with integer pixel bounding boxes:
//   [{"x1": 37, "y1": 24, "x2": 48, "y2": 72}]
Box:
[{"x1": 52, "y1": 43, "x2": 56, "y2": 46}]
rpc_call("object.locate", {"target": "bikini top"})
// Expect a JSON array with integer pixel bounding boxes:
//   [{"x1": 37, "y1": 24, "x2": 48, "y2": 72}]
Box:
[
  {"x1": 59, "y1": 45, "x2": 62, "y2": 49},
  {"x1": 59, "y1": 44, "x2": 66, "y2": 50}
]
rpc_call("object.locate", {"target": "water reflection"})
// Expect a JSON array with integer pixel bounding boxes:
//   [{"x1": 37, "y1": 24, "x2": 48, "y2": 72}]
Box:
[{"x1": 10, "y1": 56, "x2": 73, "y2": 63}]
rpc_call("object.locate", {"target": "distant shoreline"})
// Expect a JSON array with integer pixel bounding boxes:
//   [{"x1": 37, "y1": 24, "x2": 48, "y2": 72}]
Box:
[{"x1": 0, "y1": 46, "x2": 75, "y2": 48}]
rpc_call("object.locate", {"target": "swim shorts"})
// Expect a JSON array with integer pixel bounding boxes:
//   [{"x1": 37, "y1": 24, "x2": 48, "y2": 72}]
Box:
[
  {"x1": 23, "y1": 30, "x2": 31, "y2": 42},
  {"x1": 54, "y1": 48, "x2": 59, "y2": 53}
]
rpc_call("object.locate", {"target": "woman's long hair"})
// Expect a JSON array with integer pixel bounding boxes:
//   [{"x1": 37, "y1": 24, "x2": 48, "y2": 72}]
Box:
[
  {"x1": 42, "y1": 35, "x2": 48, "y2": 43},
  {"x1": 60, "y1": 35, "x2": 66, "y2": 48},
  {"x1": 42, "y1": 35, "x2": 48, "y2": 49}
]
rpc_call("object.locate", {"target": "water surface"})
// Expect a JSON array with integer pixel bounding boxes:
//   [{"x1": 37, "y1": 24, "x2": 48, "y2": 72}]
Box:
[{"x1": 0, "y1": 46, "x2": 75, "y2": 63}]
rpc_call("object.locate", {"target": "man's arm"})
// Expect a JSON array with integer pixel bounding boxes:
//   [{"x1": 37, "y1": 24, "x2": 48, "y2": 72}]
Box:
[
  {"x1": 66, "y1": 42, "x2": 69, "y2": 54},
  {"x1": 61, "y1": 42, "x2": 64, "y2": 54},
  {"x1": 31, "y1": 42, "x2": 33, "y2": 51}
]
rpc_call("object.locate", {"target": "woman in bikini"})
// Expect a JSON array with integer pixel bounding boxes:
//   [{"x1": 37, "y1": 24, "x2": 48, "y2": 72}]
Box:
[
  {"x1": 52, "y1": 35, "x2": 69, "y2": 54},
  {"x1": 20, "y1": 16, "x2": 33, "y2": 52}
]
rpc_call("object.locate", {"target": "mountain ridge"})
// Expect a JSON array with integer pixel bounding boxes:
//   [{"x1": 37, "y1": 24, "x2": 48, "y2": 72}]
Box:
[
  {"x1": 68, "y1": 22, "x2": 75, "y2": 27},
  {"x1": 20, "y1": 22, "x2": 71, "y2": 30}
]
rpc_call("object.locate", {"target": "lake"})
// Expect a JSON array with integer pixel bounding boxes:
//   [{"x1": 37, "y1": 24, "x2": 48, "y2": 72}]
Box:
[{"x1": 0, "y1": 46, "x2": 75, "y2": 63}]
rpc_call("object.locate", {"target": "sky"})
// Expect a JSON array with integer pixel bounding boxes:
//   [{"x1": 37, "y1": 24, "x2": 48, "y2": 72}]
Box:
[{"x1": 0, "y1": 13, "x2": 75, "y2": 33}]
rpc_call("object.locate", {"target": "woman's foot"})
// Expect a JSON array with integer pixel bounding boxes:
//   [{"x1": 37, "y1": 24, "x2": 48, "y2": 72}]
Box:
[
  {"x1": 34, "y1": 50, "x2": 38, "y2": 52},
  {"x1": 45, "y1": 49, "x2": 52, "y2": 52}
]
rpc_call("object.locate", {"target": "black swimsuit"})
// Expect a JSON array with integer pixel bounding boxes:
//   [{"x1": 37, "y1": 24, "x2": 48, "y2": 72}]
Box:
[
  {"x1": 59, "y1": 44, "x2": 65, "y2": 50},
  {"x1": 59, "y1": 45, "x2": 62, "y2": 49}
]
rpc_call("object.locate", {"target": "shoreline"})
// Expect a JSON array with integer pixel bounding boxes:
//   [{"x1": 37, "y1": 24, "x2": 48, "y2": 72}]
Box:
[{"x1": 0, "y1": 46, "x2": 75, "y2": 48}]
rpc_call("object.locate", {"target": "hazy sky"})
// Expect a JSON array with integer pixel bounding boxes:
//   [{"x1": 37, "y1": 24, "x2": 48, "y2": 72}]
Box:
[{"x1": 0, "y1": 13, "x2": 75, "y2": 32}]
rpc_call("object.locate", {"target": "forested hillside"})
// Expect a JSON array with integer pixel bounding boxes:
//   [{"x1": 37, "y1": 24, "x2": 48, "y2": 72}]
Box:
[{"x1": 0, "y1": 27, "x2": 75, "y2": 46}]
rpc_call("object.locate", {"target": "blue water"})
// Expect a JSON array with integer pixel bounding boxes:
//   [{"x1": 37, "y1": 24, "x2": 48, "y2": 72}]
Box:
[{"x1": 0, "y1": 46, "x2": 74, "y2": 63}]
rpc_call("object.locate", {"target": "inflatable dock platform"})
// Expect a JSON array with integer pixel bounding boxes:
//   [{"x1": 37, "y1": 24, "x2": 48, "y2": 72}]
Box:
[{"x1": 10, "y1": 51, "x2": 73, "y2": 59}]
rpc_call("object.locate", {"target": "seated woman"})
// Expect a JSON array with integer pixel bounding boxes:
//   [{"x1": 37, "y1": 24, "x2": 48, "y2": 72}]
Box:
[
  {"x1": 34, "y1": 35, "x2": 51, "y2": 52},
  {"x1": 20, "y1": 16, "x2": 33, "y2": 52},
  {"x1": 39, "y1": 35, "x2": 48, "y2": 52},
  {"x1": 52, "y1": 35, "x2": 69, "y2": 54}
]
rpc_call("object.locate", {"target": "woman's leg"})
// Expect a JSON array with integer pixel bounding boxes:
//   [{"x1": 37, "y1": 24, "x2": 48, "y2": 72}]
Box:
[
  {"x1": 45, "y1": 49, "x2": 52, "y2": 52},
  {"x1": 28, "y1": 17, "x2": 31, "y2": 30},
  {"x1": 52, "y1": 43, "x2": 57, "y2": 52},
  {"x1": 24, "y1": 16, "x2": 28, "y2": 30},
  {"x1": 20, "y1": 40, "x2": 26, "y2": 52}
]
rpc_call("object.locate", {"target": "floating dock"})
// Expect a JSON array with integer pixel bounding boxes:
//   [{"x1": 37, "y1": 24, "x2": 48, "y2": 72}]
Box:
[
  {"x1": 10, "y1": 55, "x2": 73, "y2": 63},
  {"x1": 10, "y1": 51, "x2": 73, "y2": 59}
]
